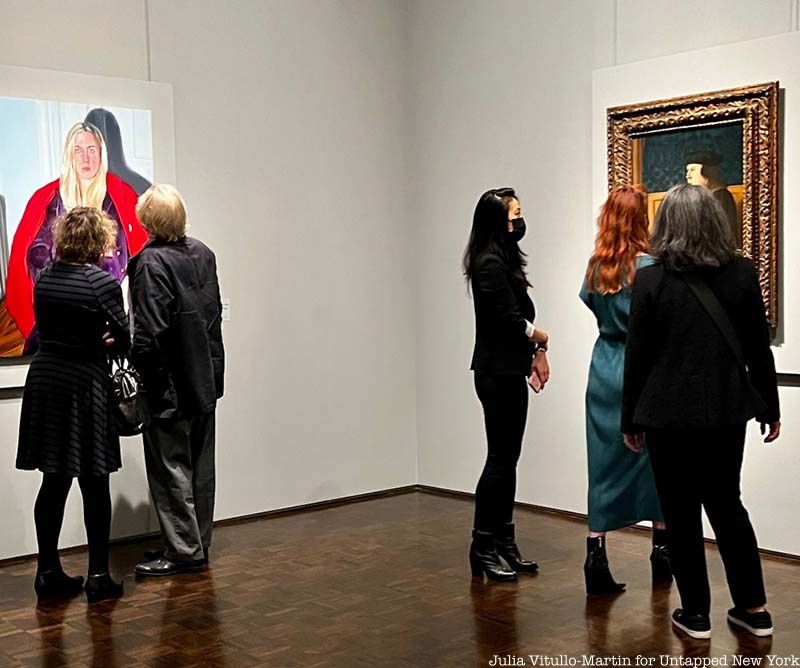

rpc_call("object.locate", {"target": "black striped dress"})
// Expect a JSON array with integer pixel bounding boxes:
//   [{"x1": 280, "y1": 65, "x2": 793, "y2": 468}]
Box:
[{"x1": 16, "y1": 262, "x2": 130, "y2": 476}]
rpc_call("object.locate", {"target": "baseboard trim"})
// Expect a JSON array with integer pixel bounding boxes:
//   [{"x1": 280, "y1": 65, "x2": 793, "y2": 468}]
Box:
[
  {"x1": 416, "y1": 484, "x2": 800, "y2": 563},
  {"x1": 213, "y1": 484, "x2": 417, "y2": 528},
  {"x1": 777, "y1": 372, "x2": 800, "y2": 387},
  {"x1": 0, "y1": 485, "x2": 418, "y2": 567},
  {"x1": 3, "y1": 483, "x2": 796, "y2": 566},
  {"x1": 0, "y1": 387, "x2": 24, "y2": 400},
  {"x1": 416, "y1": 484, "x2": 589, "y2": 523},
  {"x1": 0, "y1": 530, "x2": 163, "y2": 567}
]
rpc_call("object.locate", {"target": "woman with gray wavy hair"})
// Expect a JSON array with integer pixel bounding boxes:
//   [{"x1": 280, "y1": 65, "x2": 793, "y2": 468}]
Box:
[{"x1": 621, "y1": 184, "x2": 780, "y2": 640}]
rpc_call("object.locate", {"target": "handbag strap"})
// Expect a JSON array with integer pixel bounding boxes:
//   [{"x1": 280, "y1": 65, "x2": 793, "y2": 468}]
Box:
[{"x1": 680, "y1": 272, "x2": 746, "y2": 371}]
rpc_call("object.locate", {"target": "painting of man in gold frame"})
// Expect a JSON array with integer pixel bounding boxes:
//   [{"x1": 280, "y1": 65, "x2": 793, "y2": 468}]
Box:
[{"x1": 607, "y1": 82, "x2": 779, "y2": 328}]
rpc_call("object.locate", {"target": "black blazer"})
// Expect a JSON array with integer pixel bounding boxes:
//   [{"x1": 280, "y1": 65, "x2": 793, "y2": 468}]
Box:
[
  {"x1": 470, "y1": 250, "x2": 536, "y2": 375},
  {"x1": 622, "y1": 257, "x2": 779, "y2": 433}
]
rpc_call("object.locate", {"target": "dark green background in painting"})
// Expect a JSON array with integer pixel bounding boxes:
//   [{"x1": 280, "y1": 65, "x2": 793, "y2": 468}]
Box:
[{"x1": 642, "y1": 122, "x2": 743, "y2": 192}]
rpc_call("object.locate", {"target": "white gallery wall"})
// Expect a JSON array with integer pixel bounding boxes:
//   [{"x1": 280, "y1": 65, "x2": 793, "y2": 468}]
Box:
[
  {"x1": 411, "y1": 0, "x2": 616, "y2": 520},
  {"x1": 145, "y1": 0, "x2": 418, "y2": 523},
  {"x1": 412, "y1": 0, "x2": 800, "y2": 556},
  {"x1": 1, "y1": 0, "x2": 799, "y2": 560},
  {"x1": 0, "y1": 0, "x2": 418, "y2": 560}
]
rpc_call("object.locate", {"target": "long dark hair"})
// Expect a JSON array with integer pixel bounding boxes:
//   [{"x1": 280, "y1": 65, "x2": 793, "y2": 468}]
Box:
[
  {"x1": 650, "y1": 184, "x2": 736, "y2": 271},
  {"x1": 462, "y1": 187, "x2": 530, "y2": 287}
]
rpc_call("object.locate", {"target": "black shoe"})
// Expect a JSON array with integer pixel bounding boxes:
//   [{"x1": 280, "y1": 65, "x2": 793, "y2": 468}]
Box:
[
  {"x1": 135, "y1": 557, "x2": 205, "y2": 577},
  {"x1": 494, "y1": 523, "x2": 538, "y2": 573},
  {"x1": 671, "y1": 608, "x2": 711, "y2": 639},
  {"x1": 85, "y1": 573, "x2": 123, "y2": 603},
  {"x1": 469, "y1": 530, "x2": 517, "y2": 582},
  {"x1": 584, "y1": 537, "x2": 626, "y2": 595},
  {"x1": 34, "y1": 568, "x2": 84, "y2": 600},
  {"x1": 143, "y1": 547, "x2": 164, "y2": 561},
  {"x1": 144, "y1": 547, "x2": 209, "y2": 564},
  {"x1": 727, "y1": 607, "x2": 773, "y2": 637},
  {"x1": 650, "y1": 544, "x2": 672, "y2": 583}
]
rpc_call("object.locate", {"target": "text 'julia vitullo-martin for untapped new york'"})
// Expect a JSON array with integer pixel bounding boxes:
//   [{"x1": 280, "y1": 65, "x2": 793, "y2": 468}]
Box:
[{"x1": 489, "y1": 656, "x2": 799, "y2": 667}]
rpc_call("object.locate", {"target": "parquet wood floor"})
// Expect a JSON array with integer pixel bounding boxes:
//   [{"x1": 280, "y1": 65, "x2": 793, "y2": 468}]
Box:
[{"x1": 0, "y1": 490, "x2": 798, "y2": 667}]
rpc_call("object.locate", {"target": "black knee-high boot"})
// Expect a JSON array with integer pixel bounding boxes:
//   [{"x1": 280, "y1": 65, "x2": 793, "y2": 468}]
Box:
[{"x1": 584, "y1": 536, "x2": 626, "y2": 595}]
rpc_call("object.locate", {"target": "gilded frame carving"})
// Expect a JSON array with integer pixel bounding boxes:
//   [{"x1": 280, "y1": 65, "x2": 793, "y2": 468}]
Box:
[{"x1": 607, "y1": 82, "x2": 779, "y2": 328}]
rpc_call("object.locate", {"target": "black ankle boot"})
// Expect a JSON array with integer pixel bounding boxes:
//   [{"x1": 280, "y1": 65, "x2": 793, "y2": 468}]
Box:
[
  {"x1": 34, "y1": 568, "x2": 84, "y2": 599},
  {"x1": 584, "y1": 536, "x2": 626, "y2": 595},
  {"x1": 85, "y1": 573, "x2": 123, "y2": 603},
  {"x1": 495, "y1": 523, "x2": 538, "y2": 573},
  {"x1": 470, "y1": 530, "x2": 517, "y2": 581},
  {"x1": 650, "y1": 543, "x2": 672, "y2": 583}
]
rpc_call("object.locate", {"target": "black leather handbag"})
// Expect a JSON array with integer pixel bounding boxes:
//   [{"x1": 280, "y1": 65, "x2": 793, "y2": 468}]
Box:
[{"x1": 110, "y1": 356, "x2": 149, "y2": 436}]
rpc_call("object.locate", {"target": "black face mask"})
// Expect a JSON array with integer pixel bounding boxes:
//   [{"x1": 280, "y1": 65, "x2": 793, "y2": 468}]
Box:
[{"x1": 509, "y1": 217, "x2": 527, "y2": 242}]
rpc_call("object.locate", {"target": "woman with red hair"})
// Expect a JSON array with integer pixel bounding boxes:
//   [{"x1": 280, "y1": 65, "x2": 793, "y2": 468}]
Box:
[{"x1": 579, "y1": 185, "x2": 669, "y2": 594}]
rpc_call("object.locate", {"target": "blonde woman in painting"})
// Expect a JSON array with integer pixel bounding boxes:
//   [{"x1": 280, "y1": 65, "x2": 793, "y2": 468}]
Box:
[
  {"x1": 579, "y1": 184, "x2": 670, "y2": 595},
  {"x1": 0, "y1": 121, "x2": 148, "y2": 355}
]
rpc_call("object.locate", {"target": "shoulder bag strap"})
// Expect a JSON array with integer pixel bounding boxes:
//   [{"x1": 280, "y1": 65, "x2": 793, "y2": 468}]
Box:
[{"x1": 680, "y1": 272, "x2": 746, "y2": 371}]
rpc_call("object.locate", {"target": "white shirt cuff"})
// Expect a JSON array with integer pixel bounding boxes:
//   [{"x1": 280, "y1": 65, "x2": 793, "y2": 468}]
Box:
[{"x1": 525, "y1": 320, "x2": 534, "y2": 339}]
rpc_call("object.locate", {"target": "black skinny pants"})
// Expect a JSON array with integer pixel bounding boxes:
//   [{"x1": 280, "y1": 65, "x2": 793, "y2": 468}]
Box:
[
  {"x1": 646, "y1": 426, "x2": 766, "y2": 615},
  {"x1": 34, "y1": 473, "x2": 112, "y2": 575},
  {"x1": 473, "y1": 373, "x2": 528, "y2": 533}
]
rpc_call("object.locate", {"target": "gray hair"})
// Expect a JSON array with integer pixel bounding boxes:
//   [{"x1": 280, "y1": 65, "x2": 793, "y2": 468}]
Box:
[
  {"x1": 650, "y1": 184, "x2": 736, "y2": 271},
  {"x1": 136, "y1": 184, "x2": 188, "y2": 242}
]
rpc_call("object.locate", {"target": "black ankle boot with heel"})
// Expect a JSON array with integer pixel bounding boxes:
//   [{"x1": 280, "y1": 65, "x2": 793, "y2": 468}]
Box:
[
  {"x1": 34, "y1": 568, "x2": 84, "y2": 600},
  {"x1": 494, "y1": 523, "x2": 538, "y2": 573},
  {"x1": 85, "y1": 573, "x2": 123, "y2": 603},
  {"x1": 584, "y1": 536, "x2": 626, "y2": 595},
  {"x1": 469, "y1": 529, "x2": 517, "y2": 581},
  {"x1": 650, "y1": 545, "x2": 672, "y2": 583}
]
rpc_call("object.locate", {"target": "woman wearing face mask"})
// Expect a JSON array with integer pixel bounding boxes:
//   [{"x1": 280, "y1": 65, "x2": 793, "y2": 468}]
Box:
[{"x1": 463, "y1": 187, "x2": 549, "y2": 581}]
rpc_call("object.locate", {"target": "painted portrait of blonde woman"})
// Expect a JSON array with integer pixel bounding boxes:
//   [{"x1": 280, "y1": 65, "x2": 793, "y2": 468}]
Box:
[{"x1": 0, "y1": 121, "x2": 148, "y2": 355}]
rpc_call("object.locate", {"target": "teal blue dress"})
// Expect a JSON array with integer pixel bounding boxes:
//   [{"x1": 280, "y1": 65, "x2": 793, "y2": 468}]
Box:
[{"x1": 580, "y1": 254, "x2": 663, "y2": 532}]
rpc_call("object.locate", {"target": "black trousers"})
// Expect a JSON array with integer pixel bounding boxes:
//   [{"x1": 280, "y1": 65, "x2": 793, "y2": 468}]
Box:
[
  {"x1": 646, "y1": 426, "x2": 766, "y2": 615},
  {"x1": 34, "y1": 473, "x2": 112, "y2": 575},
  {"x1": 473, "y1": 373, "x2": 528, "y2": 533}
]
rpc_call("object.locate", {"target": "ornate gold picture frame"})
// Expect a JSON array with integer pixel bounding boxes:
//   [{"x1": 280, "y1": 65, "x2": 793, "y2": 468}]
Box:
[{"x1": 607, "y1": 82, "x2": 779, "y2": 328}]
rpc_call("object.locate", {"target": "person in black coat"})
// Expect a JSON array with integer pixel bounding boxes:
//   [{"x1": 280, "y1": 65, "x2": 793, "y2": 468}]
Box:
[
  {"x1": 463, "y1": 188, "x2": 550, "y2": 581},
  {"x1": 16, "y1": 207, "x2": 129, "y2": 602},
  {"x1": 622, "y1": 184, "x2": 780, "y2": 640},
  {"x1": 129, "y1": 184, "x2": 224, "y2": 576}
]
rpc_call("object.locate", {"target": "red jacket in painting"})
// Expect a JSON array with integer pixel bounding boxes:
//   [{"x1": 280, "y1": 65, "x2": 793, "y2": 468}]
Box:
[{"x1": 5, "y1": 173, "x2": 148, "y2": 339}]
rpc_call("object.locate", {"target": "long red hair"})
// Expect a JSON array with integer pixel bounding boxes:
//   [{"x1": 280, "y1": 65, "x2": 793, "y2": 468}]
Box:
[{"x1": 585, "y1": 184, "x2": 650, "y2": 294}]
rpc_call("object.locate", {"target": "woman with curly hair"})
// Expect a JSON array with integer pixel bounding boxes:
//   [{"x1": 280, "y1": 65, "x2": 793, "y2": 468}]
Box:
[{"x1": 16, "y1": 206, "x2": 129, "y2": 603}]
